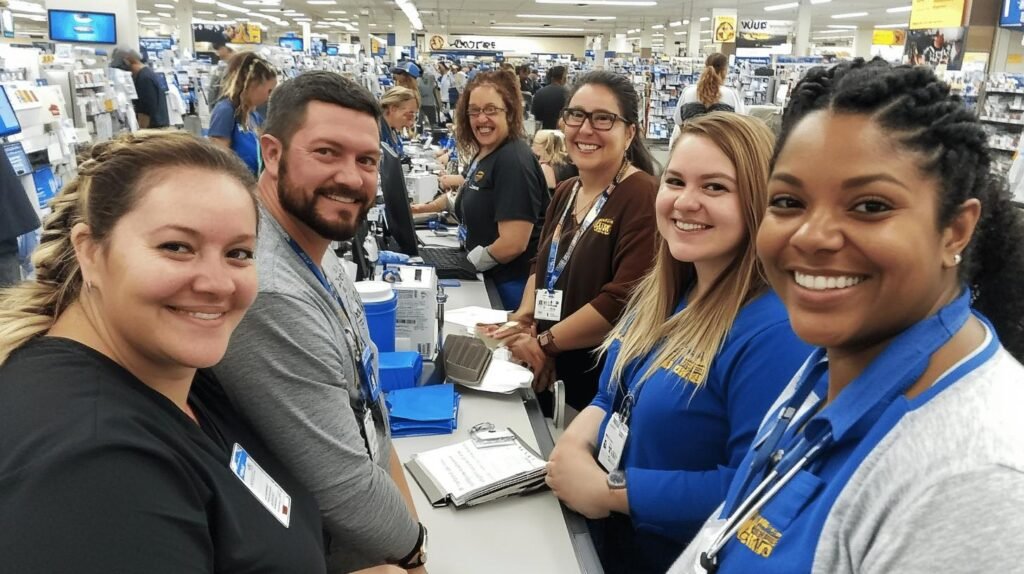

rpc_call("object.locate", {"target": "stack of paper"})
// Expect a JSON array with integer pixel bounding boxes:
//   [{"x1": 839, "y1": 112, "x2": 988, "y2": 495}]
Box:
[
  {"x1": 387, "y1": 384, "x2": 461, "y2": 437},
  {"x1": 405, "y1": 432, "x2": 548, "y2": 508}
]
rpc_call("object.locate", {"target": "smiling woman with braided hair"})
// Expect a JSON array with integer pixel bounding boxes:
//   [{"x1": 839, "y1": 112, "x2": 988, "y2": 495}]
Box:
[{"x1": 670, "y1": 58, "x2": 1024, "y2": 574}]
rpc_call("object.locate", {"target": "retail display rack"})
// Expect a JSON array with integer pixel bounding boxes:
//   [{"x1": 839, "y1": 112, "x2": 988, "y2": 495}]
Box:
[{"x1": 980, "y1": 74, "x2": 1024, "y2": 175}]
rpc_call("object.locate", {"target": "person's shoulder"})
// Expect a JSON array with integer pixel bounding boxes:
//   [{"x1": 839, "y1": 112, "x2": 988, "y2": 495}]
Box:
[
  {"x1": 730, "y1": 290, "x2": 798, "y2": 341},
  {"x1": 621, "y1": 170, "x2": 659, "y2": 194},
  {"x1": 212, "y1": 98, "x2": 235, "y2": 113}
]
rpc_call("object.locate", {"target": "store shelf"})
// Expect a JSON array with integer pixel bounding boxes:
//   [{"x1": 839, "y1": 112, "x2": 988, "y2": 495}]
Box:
[
  {"x1": 985, "y1": 89, "x2": 1024, "y2": 95},
  {"x1": 989, "y1": 145, "x2": 1017, "y2": 153},
  {"x1": 980, "y1": 116, "x2": 1024, "y2": 126}
]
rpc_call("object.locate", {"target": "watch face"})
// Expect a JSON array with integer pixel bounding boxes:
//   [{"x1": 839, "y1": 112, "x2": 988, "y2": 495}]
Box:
[{"x1": 608, "y1": 470, "x2": 626, "y2": 489}]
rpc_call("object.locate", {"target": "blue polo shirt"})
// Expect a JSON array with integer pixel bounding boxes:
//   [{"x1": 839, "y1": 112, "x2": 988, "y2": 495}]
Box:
[
  {"x1": 590, "y1": 290, "x2": 812, "y2": 573},
  {"x1": 209, "y1": 99, "x2": 263, "y2": 175}
]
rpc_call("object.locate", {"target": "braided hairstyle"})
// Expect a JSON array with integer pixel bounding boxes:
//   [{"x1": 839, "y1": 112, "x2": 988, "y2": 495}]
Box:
[
  {"x1": 221, "y1": 51, "x2": 278, "y2": 130},
  {"x1": 777, "y1": 58, "x2": 1024, "y2": 358},
  {"x1": 0, "y1": 131, "x2": 257, "y2": 365}
]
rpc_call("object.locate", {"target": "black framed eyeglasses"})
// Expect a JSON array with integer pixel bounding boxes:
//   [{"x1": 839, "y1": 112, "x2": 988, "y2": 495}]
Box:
[
  {"x1": 561, "y1": 108, "x2": 629, "y2": 131},
  {"x1": 467, "y1": 105, "x2": 507, "y2": 118}
]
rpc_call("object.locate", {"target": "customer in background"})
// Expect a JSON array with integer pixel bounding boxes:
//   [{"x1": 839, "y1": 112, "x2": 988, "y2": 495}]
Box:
[
  {"x1": 518, "y1": 64, "x2": 539, "y2": 94},
  {"x1": 0, "y1": 131, "x2": 327, "y2": 572},
  {"x1": 675, "y1": 53, "x2": 745, "y2": 124},
  {"x1": 545, "y1": 113, "x2": 812, "y2": 573},
  {"x1": 111, "y1": 47, "x2": 169, "y2": 129},
  {"x1": 454, "y1": 63, "x2": 469, "y2": 97},
  {"x1": 453, "y1": 70, "x2": 548, "y2": 309},
  {"x1": 672, "y1": 59, "x2": 1024, "y2": 574},
  {"x1": 530, "y1": 129, "x2": 574, "y2": 192},
  {"x1": 211, "y1": 71, "x2": 429, "y2": 574},
  {"x1": 418, "y1": 64, "x2": 441, "y2": 127},
  {"x1": 493, "y1": 71, "x2": 662, "y2": 412},
  {"x1": 205, "y1": 38, "x2": 235, "y2": 103},
  {"x1": 392, "y1": 61, "x2": 422, "y2": 109},
  {"x1": 0, "y1": 152, "x2": 39, "y2": 288},
  {"x1": 532, "y1": 65, "x2": 570, "y2": 130},
  {"x1": 380, "y1": 86, "x2": 418, "y2": 159},
  {"x1": 208, "y1": 52, "x2": 278, "y2": 175},
  {"x1": 438, "y1": 61, "x2": 453, "y2": 115}
]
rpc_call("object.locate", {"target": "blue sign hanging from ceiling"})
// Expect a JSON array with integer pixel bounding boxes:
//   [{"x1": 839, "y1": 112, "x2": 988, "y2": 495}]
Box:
[{"x1": 1001, "y1": 0, "x2": 1023, "y2": 27}]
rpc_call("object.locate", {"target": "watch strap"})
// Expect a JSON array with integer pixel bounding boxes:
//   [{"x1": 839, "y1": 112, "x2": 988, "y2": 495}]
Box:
[
  {"x1": 395, "y1": 523, "x2": 427, "y2": 569},
  {"x1": 538, "y1": 330, "x2": 562, "y2": 356}
]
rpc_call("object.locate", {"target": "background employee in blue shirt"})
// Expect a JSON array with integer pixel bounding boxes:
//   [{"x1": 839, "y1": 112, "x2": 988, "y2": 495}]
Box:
[
  {"x1": 545, "y1": 112, "x2": 812, "y2": 574},
  {"x1": 208, "y1": 52, "x2": 278, "y2": 175},
  {"x1": 672, "y1": 60, "x2": 1024, "y2": 574}
]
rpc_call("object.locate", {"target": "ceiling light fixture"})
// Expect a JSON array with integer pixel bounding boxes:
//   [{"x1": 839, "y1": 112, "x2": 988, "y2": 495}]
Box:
[
  {"x1": 673, "y1": 30, "x2": 686, "y2": 35},
  {"x1": 157, "y1": 12, "x2": 172, "y2": 17},
  {"x1": 886, "y1": 5, "x2": 912, "y2": 13},
  {"x1": 196, "y1": 10, "x2": 214, "y2": 14},
  {"x1": 826, "y1": 24, "x2": 857, "y2": 29},
  {"x1": 328, "y1": 9, "x2": 347, "y2": 13},
  {"x1": 307, "y1": 0, "x2": 337, "y2": 4},
  {"x1": 652, "y1": 23, "x2": 664, "y2": 29},
  {"x1": 137, "y1": 9, "x2": 151, "y2": 13},
  {"x1": 832, "y1": 11, "x2": 868, "y2": 19},
  {"x1": 492, "y1": 25, "x2": 586, "y2": 31},
  {"x1": 810, "y1": 0, "x2": 833, "y2": 4},
  {"x1": 669, "y1": 20, "x2": 681, "y2": 27},
  {"x1": 875, "y1": 22, "x2": 909, "y2": 28},
  {"x1": 535, "y1": 0, "x2": 657, "y2": 6},
  {"x1": 764, "y1": 2, "x2": 798, "y2": 11},
  {"x1": 517, "y1": 13, "x2": 615, "y2": 19},
  {"x1": 216, "y1": 2, "x2": 250, "y2": 13},
  {"x1": 154, "y1": 3, "x2": 175, "y2": 8}
]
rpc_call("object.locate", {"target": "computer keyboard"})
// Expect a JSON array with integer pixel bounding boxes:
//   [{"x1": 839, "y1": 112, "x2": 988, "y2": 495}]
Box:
[
  {"x1": 417, "y1": 246, "x2": 478, "y2": 280},
  {"x1": 443, "y1": 335, "x2": 492, "y2": 386}
]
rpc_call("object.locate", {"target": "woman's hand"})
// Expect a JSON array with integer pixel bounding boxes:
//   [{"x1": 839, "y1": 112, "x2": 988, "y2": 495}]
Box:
[
  {"x1": 505, "y1": 333, "x2": 547, "y2": 374},
  {"x1": 546, "y1": 438, "x2": 613, "y2": 519}
]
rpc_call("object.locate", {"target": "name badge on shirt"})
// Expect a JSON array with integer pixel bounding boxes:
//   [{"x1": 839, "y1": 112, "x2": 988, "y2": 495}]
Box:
[
  {"x1": 535, "y1": 289, "x2": 564, "y2": 322},
  {"x1": 363, "y1": 408, "x2": 381, "y2": 461},
  {"x1": 229, "y1": 443, "x2": 292, "y2": 528},
  {"x1": 598, "y1": 413, "x2": 629, "y2": 472},
  {"x1": 363, "y1": 345, "x2": 381, "y2": 402}
]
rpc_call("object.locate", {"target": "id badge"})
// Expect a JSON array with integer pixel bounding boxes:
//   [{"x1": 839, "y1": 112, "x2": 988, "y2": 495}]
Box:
[
  {"x1": 229, "y1": 444, "x2": 292, "y2": 527},
  {"x1": 362, "y1": 345, "x2": 381, "y2": 401},
  {"x1": 457, "y1": 224, "x2": 468, "y2": 247},
  {"x1": 598, "y1": 413, "x2": 629, "y2": 472},
  {"x1": 363, "y1": 408, "x2": 381, "y2": 461},
  {"x1": 535, "y1": 289, "x2": 563, "y2": 322}
]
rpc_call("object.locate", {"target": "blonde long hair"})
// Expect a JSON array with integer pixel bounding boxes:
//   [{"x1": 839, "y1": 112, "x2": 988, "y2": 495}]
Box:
[
  {"x1": 220, "y1": 51, "x2": 278, "y2": 130},
  {"x1": 599, "y1": 112, "x2": 775, "y2": 388},
  {"x1": 0, "y1": 131, "x2": 256, "y2": 365},
  {"x1": 696, "y1": 53, "x2": 729, "y2": 109},
  {"x1": 533, "y1": 129, "x2": 569, "y2": 167}
]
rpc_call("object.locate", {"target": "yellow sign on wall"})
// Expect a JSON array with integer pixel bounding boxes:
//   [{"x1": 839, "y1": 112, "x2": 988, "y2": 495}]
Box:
[
  {"x1": 712, "y1": 10, "x2": 737, "y2": 43},
  {"x1": 909, "y1": 0, "x2": 966, "y2": 30},
  {"x1": 873, "y1": 29, "x2": 906, "y2": 45}
]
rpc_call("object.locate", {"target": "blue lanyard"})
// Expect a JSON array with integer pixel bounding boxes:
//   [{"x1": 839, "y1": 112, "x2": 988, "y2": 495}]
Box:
[
  {"x1": 545, "y1": 162, "x2": 628, "y2": 292},
  {"x1": 703, "y1": 287, "x2": 973, "y2": 570},
  {"x1": 285, "y1": 237, "x2": 379, "y2": 404},
  {"x1": 382, "y1": 126, "x2": 403, "y2": 158}
]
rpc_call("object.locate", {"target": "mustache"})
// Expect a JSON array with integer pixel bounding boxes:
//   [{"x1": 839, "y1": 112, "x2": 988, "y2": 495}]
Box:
[{"x1": 314, "y1": 185, "x2": 368, "y2": 202}]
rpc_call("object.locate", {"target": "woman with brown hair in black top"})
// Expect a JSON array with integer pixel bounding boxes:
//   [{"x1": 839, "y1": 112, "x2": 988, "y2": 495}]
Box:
[{"x1": 487, "y1": 71, "x2": 660, "y2": 411}]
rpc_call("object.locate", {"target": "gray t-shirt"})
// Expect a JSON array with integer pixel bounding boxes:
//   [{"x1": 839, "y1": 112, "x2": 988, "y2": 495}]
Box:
[
  {"x1": 213, "y1": 207, "x2": 419, "y2": 572},
  {"x1": 670, "y1": 329, "x2": 1024, "y2": 574}
]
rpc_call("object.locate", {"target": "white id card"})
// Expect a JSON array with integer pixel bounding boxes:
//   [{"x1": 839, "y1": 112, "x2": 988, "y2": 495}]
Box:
[
  {"x1": 229, "y1": 443, "x2": 292, "y2": 527},
  {"x1": 363, "y1": 408, "x2": 380, "y2": 461},
  {"x1": 598, "y1": 413, "x2": 629, "y2": 472},
  {"x1": 535, "y1": 289, "x2": 564, "y2": 321}
]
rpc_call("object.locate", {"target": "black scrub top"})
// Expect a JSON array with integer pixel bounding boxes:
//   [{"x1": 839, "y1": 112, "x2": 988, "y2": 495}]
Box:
[
  {"x1": 455, "y1": 137, "x2": 548, "y2": 284},
  {"x1": 0, "y1": 337, "x2": 327, "y2": 574}
]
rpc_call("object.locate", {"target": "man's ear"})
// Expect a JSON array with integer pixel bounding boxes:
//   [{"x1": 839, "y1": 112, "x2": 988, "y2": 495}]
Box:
[{"x1": 260, "y1": 134, "x2": 284, "y2": 179}]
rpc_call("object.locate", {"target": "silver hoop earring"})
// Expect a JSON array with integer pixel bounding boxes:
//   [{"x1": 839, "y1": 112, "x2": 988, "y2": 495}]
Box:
[{"x1": 953, "y1": 254, "x2": 963, "y2": 266}]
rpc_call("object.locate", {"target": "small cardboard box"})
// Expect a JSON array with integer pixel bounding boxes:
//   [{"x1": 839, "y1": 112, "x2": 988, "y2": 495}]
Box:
[{"x1": 387, "y1": 265, "x2": 438, "y2": 359}]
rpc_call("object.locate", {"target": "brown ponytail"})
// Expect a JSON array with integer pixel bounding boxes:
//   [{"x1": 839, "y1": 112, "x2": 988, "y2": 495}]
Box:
[
  {"x1": 221, "y1": 51, "x2": 278, "y2": 130},
  {"x1": 696, "y1": 52, "x2": 729, "y2": 109}
]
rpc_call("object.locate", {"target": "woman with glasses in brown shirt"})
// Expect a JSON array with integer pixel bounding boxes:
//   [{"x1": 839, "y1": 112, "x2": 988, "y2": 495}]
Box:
[{"x1": 489, "y1": 71, "x2": 660, "y2": 411}]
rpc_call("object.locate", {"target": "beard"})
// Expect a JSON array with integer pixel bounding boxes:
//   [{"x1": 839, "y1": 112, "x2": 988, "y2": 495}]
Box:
[{"x1": 276, "y1": 156, "x2": 374, "y2": 242}]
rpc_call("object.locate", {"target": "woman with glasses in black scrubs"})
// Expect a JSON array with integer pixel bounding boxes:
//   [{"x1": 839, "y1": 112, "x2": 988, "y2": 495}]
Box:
[{"x1": 452, "y1": 70, "x2": 548, "y2": 309}]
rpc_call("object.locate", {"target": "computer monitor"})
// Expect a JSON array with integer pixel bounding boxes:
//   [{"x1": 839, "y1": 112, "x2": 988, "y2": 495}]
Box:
[
  {"x1": 278, "y1": 37, "x2": 303, "y2": 52},
  {"x1": 3, "y1": 141, "x2": 30, "y2": 176},
  {"x1": 0, "y1": 86, "x2": 21, "y2": 138},
  {"x1": 326, "y1": 44, "x2": 339, "y2": 56},
  {"x1": 32, "y1": 165, "x2": 58, "y2": 208},
  {"x1": 48, "y1": 10, "x2": 117, "y2": 44}
]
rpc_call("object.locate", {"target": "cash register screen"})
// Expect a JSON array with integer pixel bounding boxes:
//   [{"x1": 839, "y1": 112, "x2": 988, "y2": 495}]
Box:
[
  {"x1": 3, "y1": 141, "x2": 30, "y2": 176},
  {"x1": 0, "y1": 86, "x2": 22, "y2": 137},
  {"x1": 33, "y1": 165, "x2": 58, "y2": 208}
]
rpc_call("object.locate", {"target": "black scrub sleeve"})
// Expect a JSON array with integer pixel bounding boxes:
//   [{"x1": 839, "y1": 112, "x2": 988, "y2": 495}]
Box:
[{"x1": 2, "y1": 443, "x2": 213, "y2": 573}]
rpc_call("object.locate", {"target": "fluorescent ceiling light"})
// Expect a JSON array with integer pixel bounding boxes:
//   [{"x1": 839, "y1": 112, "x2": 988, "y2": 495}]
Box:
[
  {"x1": 517, "y1": 13, "x2": 615, "y2": 19},
  {"x1": 158, "y1": 12, "x2": 172, "y2": 17},
  {"x1": 673, "y1": 31, "x2": 686, "y2": 35},
  {"x1": 216, "y1": 13, "x2": 229, "y2": 17},
  {"x1": 294, "y1": 17, "x2": 312, "y2": 21},
  {"x1": 307, "y1": 0, "x2": 337, "y2": 4},
  {"x1": 887, "y1": 5, "x2": 912, "y2": 13},
  {"x1": 810, "y1": 0, "x2": 832, "y2": 4},
  {"x1": 535, "y1": 0, "x2": 657, "y2": 6},
  {"x1": 195, "y1": 0, "x2": 217, "y2": 4},
  {"x1": 258, "y1": 7, "x2": 280, "y2": 11},
  {"x1": 699, "y1": 16, "x2": 709, "y2": 21},
  {"x1": 764, "y1": 2, "x2": 798, "y2": 11},
  {"x1": 875, "y1": 23, "x2": 909, "y2": 28},
  {"x1": 328, "y1": 9, "x2": 347, "y2": 13},
  {"x1": 826, "y1": 24, "x2": 857, "y2": 29},
  {"x1": 652, "y1": 23, "x2": 664, "y2": 29},
  {"x1": 217, "y1": 2, "x2": 249, "y2": 13},
  {"x1": 815, "y1": 29, "x2": 855, "y2": 34},
  {"x1": 197, "y1": 10, "x2": 214, "y2": 14},
  {"x1": 832, "y1": 11, "x2": 868, "y2": 18},
  {"x1": 154, "y1": 2, "x2": 174, "y2": 7},
  {"x1": 137, "y1": 9, "x2": 151, "y2": 13},
  {"x1": 651, "y1": 32, "x2": 663, "y2": 36},
  {"x1": 492, "y1": 25, "x2": 585, "y2": 31},
  {"x1": 626, "y1": 36, "x2": 639, "y2": 40},
  {"x1": 669, "y1": 20, "x2": 681, "y2": 26},
  {"x1": 700, "y1": 30, "x2": 710, "y2": 34},
  {"x1": 627, "y1": 28, "x2": 639, "y2": 33}
]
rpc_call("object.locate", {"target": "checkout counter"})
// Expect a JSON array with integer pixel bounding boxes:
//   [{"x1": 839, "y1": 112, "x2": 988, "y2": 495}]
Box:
[{"x1": 389, "y1": 229, "x2": 603, "y2": 574}]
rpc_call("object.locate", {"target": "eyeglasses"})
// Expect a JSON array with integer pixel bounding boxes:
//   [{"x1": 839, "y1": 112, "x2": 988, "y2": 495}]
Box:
[
  {"x1": 561, "y1": 108, "x2": 628, "y2": 131},
  {"x1": 467, "y1": 105, "x2": 506, "y2": 118}
]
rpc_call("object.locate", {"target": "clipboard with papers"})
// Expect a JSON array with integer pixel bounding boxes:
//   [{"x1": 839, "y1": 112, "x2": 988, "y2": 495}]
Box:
[{"x1": 405, "y1": 427, "x2": 548, "y2": 508}]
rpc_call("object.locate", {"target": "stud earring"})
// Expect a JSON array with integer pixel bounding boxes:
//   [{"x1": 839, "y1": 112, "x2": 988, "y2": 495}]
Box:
[{"x1": 953, "y1": 254, "x2": 963, "y2": 266}]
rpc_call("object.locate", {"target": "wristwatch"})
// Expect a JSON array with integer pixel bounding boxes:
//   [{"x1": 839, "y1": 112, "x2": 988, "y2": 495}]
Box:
[
  {"x1": 396, "y1": 523, "x2": 428, "y2": 569},
  {"x1": 607, "y1": 469, "x2": 627, "y2": 490},
  {"x1": 538, "y1": 330, "x2": 562, "y2": 357}
]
